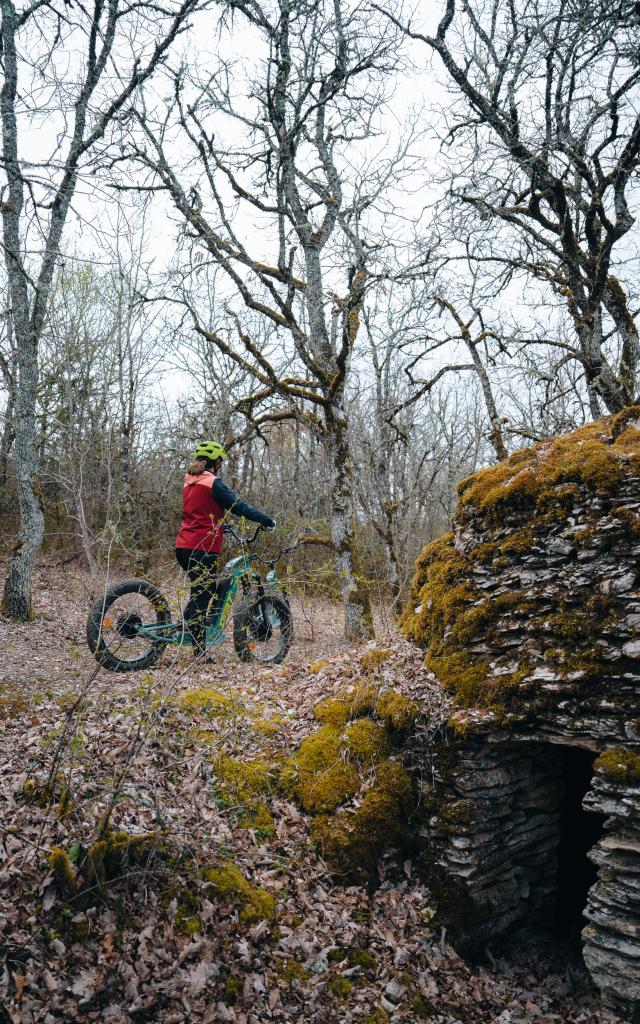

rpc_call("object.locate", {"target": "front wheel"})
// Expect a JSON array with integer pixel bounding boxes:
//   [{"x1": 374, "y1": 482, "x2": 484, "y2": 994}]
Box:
[
  {"x1": 233, "y1": 594, "x2": 293, "y2": 664},
  {"x1": 87, "y1": 579, "x2": 172, "y2": 673}
]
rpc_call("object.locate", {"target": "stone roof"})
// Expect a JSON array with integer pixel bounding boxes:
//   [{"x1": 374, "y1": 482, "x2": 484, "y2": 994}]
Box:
[{"x1": 403, "y1": 407, "x2": 640, "y2": 734}]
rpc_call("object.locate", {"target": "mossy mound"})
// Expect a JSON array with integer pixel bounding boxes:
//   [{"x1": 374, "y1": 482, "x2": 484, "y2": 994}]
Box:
[
  {"x1": 360, "y1": 647, "x2": 392, "y2": 673},
  {"x1": 283, "y1": 686, "x2": 418, "y2": 879},
  {"x1": 456, "y1": 407, "x2": 640, "y2": 526},
  {"x1": 47, "y1": 830, "x2": 162, "y2": 900},
  {"x1": 212, "y1": 754, "x2": 274, "y2": 802},
  {"x1": 311, "y1": 761, "x2": 414, "y2": 879},
  {"x1": 179, "y1": 688, "x2": 244, "y2": 718},
  {"x1": 211, "y1": 754, "x2": 276, "y2": 833},
  {"x1": 403, "y1": 408, "x2": 640, "y2": 714},
  {"x1": 281, "y1": 725, "x2": 361, "y2": 813},
  {"x1": 202, "y1": 861, "x2": 276, "y2": 923},
  {"x1": 313, "y1": 684, "x2": 378, "y2": 728}
]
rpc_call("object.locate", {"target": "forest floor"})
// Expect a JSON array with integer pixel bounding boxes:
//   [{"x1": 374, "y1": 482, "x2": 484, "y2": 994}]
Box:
[{"x1": 0, "y1": 559, "x2": 625, "y2": 1024}]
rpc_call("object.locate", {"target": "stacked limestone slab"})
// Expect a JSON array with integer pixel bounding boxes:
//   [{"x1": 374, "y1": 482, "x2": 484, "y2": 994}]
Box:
[
  {"x1": 583, "y1": 759, "x2": 640, "y2": 1017},
  {"x1": 404, "y1": 409, "x2": 640, "y2": 1020}
]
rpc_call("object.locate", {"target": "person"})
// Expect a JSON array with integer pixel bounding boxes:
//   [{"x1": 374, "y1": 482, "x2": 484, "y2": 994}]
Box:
[{"x1": 175, "y1": 440, "x2": 275, "y2": 660}]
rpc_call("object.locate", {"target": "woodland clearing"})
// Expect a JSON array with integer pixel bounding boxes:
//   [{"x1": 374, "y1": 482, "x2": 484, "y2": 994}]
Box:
[{"x1": 0, "y1": 561, "x2": 626, "y2": 1024}]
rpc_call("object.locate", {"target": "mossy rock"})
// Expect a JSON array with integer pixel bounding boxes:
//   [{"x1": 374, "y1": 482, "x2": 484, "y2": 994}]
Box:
[
  {"x1": 595, "y1": 747, "x2": 640, "y2": 785},
  {"x1": 456, "y1": 410, "x2": 640, "y2": 522},
  {"x1": 282, "y1": 725, "x2": 361, "y2": 813},
  {"x1": 313, "y1": 684, "x2": 378, "y2": 728},
  {"x1": 311, "y1": 761, "x2": 414, "y2": 880},
  {"x1": 402, "y1": 409, "x2": 640, "y2": 713},
  {"x1": 360, "y1": 648, "x2": 392, "y2": 673},
  {"x1": 179, "y1": 688, "x2": 244, "y2": 718},
  {"x1": 202, "y1": 861, "x2": 276, "y2": 924},
  {"x1": 286, "y1": 683, "x2": 423, "y2": 879},
  {"x1": 374, "y1": 691, "x2": 419, "y2": 733},
  {"x1": 212, "y1": 755, "x2": 274, "y2": 803}
]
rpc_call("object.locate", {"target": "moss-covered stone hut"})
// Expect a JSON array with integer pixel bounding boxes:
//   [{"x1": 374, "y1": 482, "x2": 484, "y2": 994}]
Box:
[{"x1": 404, "y1": 409, "x2": 640, "y2": 1021}]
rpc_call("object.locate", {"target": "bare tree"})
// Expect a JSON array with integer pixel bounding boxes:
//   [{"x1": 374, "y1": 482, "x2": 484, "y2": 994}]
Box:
[
  {"x1": 388, "y1": 0, "x2": 640, "y2": 417},
  {"x1": 0, "y1": 0, "x2": 202, "y2": 619},
  {"x1": 0, "y1": 304, "x2": 16, "y2": 502},
  {"x1": 122, "y1": 0, "x2": 412, "y2": 638}
]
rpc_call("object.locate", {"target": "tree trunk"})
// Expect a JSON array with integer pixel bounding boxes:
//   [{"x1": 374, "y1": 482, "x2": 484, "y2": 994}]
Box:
[
  {"x1": 2, "y1": 329, "x2": 44, "y2": 619},
  {"x1": 0, "y1": 329, "x2": 16, "y2": 501},
  {"x1": 326, "y1": 399, "x2": 374, "y2": 641},
  {"x1": 578, "y1": 307, "x2": 627, "y2": 415},
  {"x1": 381, "y1": 504, "x2": 401, "y2": 609},
  {"x1": 0, "y1": 1, "x2": 43, "y2": 619},
  {"x1": 603, "y1": 276, "x2": 640, "y2": 404}
]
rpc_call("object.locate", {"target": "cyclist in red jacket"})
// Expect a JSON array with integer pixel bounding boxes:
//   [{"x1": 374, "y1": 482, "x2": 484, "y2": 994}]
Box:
[{"x1": 175, "y1": 440, "x2": 275, "y2": 659}]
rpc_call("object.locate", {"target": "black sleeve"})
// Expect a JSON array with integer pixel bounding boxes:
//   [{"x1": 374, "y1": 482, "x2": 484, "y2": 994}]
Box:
[{"x1": 212, "y1": 478, "x2": 275, "y2": 528}]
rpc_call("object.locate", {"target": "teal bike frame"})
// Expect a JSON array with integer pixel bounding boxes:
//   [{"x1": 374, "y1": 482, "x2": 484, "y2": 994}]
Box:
[{"x1": 134, "y1": 540, "x2": 281, "y2": 648}]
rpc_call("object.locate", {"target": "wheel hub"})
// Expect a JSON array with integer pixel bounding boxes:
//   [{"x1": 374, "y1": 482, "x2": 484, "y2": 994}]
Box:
[{"x1": 116, "y1": 612, "x2": 143, "y2": 639}]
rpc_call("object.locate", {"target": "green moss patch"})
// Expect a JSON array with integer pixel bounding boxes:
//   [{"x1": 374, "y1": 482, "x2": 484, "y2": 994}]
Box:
[
  {"x1": 313, "y1": 684, "x2": 378, "y2": 728},
  {"x1": 311, "y1": 761, "x2": 414, "y2": 879},
  {"x1": 284, "y1": 686, "x2": 421, "y2": 880},
  {"x1": 595, "y1": 747, "x2": 640, "y2": 785},
  {"x1": 47, "y1": 831, "x2": 162, "y2": 902},
  {"x1": 212, "y1": 755, "x2": 273, "y2": 802},
  {"x1": 179, "y1": 688, "x2": 244, "y2": 718},
  {"x1": 281, "y1": 725, "x2": 361, "y2": 814},
  {"x1": 202, "y1": 861, "x2": 276, "y2": 923},
  {"x1": 456, "y1": 411, "x2": 640, "y2": 524},
  {"x1": 360, "y1": 647, "x2": 392, "y2": 673},
  {"x1": 344, "y1": 719, "x2": 390, "y2": 764},
  {"x1": 402, "y1": 409, "x2": 640, "y2": 713}
]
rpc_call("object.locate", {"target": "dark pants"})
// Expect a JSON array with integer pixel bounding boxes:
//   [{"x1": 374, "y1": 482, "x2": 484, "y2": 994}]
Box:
[{"x1": 175, "y1": 548, "x2": 224, "y2": 654}]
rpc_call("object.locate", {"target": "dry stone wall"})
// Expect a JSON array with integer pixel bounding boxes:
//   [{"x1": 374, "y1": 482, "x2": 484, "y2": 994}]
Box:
[
  {"x1": 404, "y1": 410, "x2": 640, "y2": 1020},
  {"x1": 583, "y1": 763, "x2": 640, "y2": 1018}
]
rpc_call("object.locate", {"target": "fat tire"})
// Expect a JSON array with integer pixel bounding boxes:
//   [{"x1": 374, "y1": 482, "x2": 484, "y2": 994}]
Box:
[
  {"x1": 233, "y1": 594, "x2": 293, "y2": 664},
  {"x1": 86, "y1": 579, "x2": 171, "y2": 673}
]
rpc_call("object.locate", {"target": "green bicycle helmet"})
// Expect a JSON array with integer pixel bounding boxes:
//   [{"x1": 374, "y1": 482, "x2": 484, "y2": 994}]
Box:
[{"x1": 193, "y1": 440, "x2": 228, "y2": 462}]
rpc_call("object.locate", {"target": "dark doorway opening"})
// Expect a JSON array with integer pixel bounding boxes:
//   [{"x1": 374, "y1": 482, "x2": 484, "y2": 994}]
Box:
[{"x1": 554, "y1": 746, "x2": 605, "y2": 942}]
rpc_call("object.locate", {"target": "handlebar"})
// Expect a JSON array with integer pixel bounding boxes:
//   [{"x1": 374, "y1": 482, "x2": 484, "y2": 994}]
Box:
[
  {"x1": 222, "y1": 522, "x2": 307, "y2": 566},
  {"x1": 222, "y1": 522, "x2": 265, "y2": 545}
]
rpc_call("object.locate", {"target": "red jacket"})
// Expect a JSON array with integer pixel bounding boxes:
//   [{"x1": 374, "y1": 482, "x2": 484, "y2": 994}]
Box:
[{"x1": 175, "y1": 472, "x2": 225, "y2": 553}]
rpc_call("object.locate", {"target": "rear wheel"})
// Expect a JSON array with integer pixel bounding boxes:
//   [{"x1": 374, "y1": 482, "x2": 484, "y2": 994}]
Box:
[
  {"x1": 87, "y1": 579, "x2": 172, "y2": 673},
  {"x1": 233, "y1": 594, "x2": 292, "y2": 664}
]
